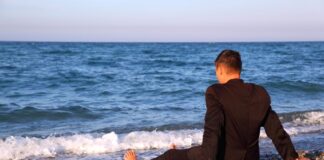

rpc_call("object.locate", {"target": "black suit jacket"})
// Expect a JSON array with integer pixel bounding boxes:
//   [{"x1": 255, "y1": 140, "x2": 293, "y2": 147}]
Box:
[{"x1": 153, "y1": 79, "x2": 298, "y2": 160}]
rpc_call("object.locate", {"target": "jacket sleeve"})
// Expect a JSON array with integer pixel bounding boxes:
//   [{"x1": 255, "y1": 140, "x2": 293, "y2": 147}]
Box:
[
  {"x1": 152, "y1": 86, "x2": 224, "y2": 160},
  {"x1": 187, "y1": 86, "x2": 225, "y2": 160},
  {"x1": 201, "y1": 86, "x2": 225, "y2": 159},
  {"x1": 262, "y1": 106, "x2": 298, "y2": 160}
]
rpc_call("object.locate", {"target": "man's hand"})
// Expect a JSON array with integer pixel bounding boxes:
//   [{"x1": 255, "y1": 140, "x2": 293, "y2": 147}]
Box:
[
  {"x1": 170, "y1": 143, "x2": 176, "y2": 149},
  {"x1": 124, "y1": 149, "x2": 137, "y2": 160}
]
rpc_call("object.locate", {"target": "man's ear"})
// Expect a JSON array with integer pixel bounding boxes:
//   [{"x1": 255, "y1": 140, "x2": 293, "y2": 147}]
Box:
[{"x1": 218, "y1": 64, "x2": 224, "y2": 75}]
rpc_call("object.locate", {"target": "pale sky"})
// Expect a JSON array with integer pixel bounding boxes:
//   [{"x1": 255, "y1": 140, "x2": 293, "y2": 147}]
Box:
[{"x1": 0, "y1": 0, "x2": 323, "y2": 42}]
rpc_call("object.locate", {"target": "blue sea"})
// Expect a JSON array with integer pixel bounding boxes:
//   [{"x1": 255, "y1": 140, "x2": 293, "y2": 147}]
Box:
[{"x1": 0, "y1": 42, "x2": 323, "y2": 159}]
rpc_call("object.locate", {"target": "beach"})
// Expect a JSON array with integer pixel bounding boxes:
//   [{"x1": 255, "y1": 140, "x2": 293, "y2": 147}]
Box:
[{"x1": 0, "y1": 42, "x2": 323, "y2": 159}]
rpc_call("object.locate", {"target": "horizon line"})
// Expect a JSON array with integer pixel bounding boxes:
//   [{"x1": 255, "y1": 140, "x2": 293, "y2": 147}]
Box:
[{"x1": 0, "y1": 40, "x2": 323, "y2": 43}]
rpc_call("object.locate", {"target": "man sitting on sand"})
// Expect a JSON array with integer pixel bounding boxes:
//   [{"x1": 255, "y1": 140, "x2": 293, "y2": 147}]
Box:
[{"x1": 124, "y1": 50, "x2": 306, "y2": 160}]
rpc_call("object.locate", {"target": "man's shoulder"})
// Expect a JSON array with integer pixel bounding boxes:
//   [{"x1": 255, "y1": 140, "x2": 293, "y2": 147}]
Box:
[
  {"x1": 206, "y1": 83, "x2": 222, "y2": 91},
  {"x1": 247, "y1": 82, "x2": 271, "y2": 103},
  {"x1": 207, "y1": 83, "x2": 222, "y2": 89},
  {"x1": 205, "y1": 82, "x2": 270, "y2": 98},
  {"x1": 205, "y1": 83, "x2": 224, "y2": 96},
  {"x1": 251, "y1": 83, "x2": 269, "y2": 95}
]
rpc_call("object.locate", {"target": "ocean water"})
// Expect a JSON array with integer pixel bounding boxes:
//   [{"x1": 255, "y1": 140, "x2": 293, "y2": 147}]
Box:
[{"x1": 0, "y1": 42, "x2": 323, "y2": 159}]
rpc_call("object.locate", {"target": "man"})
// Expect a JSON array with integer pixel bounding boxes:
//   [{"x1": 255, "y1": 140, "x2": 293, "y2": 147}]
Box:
[{"x1": 124, "y1": 50, "x2": 304, "y2": 160}]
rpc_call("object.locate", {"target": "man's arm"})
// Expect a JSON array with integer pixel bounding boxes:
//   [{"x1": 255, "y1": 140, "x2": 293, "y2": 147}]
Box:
[
  {"x1": 201, "y1": 86, "x2": 224, "y2": 158},
  {"x1": 186, "y1": 86, "x2": 225, "y2": 160},
  {"x1": 262, "y1": 106, "x2": 298, "y2": 160},
  {"x1": 151, "y1": 86, "x2": 224, "y2": 160}
]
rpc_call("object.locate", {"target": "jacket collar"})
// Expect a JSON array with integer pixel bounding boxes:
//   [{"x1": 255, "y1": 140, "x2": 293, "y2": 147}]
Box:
[{"x1": 226, "y1": 78, "x2": 243, "y2": 84}]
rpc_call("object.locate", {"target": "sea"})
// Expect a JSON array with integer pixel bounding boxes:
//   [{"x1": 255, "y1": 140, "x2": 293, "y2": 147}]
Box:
[{"x1": 0, "y1": 42, "x2": 323, "y2": 160}]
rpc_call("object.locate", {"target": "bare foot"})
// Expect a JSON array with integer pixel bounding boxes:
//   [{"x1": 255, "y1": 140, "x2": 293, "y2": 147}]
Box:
[{"x1": 124, "y1": 149, "x2": 137, "y2": 160}]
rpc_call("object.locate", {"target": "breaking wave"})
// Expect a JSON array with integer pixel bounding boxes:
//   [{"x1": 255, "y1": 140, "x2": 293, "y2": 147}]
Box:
[{"x1": 0, "y1": 111, "x2": 323, "y2": 160}]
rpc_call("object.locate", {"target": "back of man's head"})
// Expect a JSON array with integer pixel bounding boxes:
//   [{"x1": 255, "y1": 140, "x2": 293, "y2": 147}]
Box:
[{"x1": 215, "y1": 50, "x2": 242, "y2": 74}]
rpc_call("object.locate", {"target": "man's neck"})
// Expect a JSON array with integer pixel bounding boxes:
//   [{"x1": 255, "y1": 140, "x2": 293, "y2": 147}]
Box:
[{"x1": 224, "y1": 75, "x2": 241, "y2": 83}]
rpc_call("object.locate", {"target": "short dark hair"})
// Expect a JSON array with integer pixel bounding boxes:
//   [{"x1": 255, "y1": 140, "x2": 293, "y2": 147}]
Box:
[{"x1": 214, "y1": 49, "x2": 242, "y2": 73}]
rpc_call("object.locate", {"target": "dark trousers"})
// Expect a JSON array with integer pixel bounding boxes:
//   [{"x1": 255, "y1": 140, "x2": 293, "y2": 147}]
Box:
[
  {"x1": 152, "y1": 145, "x2": 219, "y2": 160},
  {"x1": 151, "y1": 148, "x2": 189, "y2": 160}
]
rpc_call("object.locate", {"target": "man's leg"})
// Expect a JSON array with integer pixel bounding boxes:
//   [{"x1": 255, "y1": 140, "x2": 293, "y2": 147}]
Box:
[
  {"x1": 124, "y1": 145, "x2": 213, "y2": 160},
  {"x1": 152, "y1": 145, "x2": 213, "y2": 160},
  {"x1": 151, "y1": 148, "x2": 189, "y2": 160},
  {"x1": 123, "y1": 144, "x2": 190, "y2": 160}
]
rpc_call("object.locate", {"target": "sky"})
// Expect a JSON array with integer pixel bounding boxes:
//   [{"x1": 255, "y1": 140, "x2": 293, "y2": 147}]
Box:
[{"x1": 0, "y1": 0, "x2": 323, "y2": 42}]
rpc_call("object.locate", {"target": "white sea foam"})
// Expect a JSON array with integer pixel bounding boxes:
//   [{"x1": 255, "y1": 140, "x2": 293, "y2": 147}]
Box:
[
  {"x1": 1, "y1": 111, "x2": 323, "y2": 160},
  {"x1": 0, "y1": 130, "x2": 202, "y2": 160},
  {"x1": 260, "y1": 111, "x2": 324, "y2": 137},
  {"x1": 292, "y1": 111, "x2": 324, "y2": 125}
]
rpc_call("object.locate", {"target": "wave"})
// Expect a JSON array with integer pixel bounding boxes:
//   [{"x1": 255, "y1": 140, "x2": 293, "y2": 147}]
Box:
[
  {"x1": 260, "y1": 111, "x2": 324, "y2": 136},
  {"x1": 0, "y1": 111, "x2": 323, "y2": 159},
  {"x1": 263, "y1": 80, "x2": 324, "y2": 93},
  {"x1": 94, "y1": 110, "x2": 324, "y2": 136},
  {"x1": 0, "y1": 106, "x2": 101, "y2": 123},
  {"x1": 41, "y1": 49, "x2": 79, "y2": 55},
  {"x1": 1, "y1": 124, "x2": 323, "y2": 160},
  {"x1": 0, "y1": 130, "x2": 201, "y2": 160},
  {"x1": 148, "y1": 106, "x2": 186, "y2": 111},
  {"x1": 0, "y1": 65, "x2": 18, "y2": 70},
  {"x1": 279, "y1": 110, "x2": 324, "y2": 125},
  {"x1": 57, "y1": 70, "x2": 95, "y2": 81},
  {"x1": 92, "y1": 122, "x2": 204, "y2": 134},
  {"x1": 87, "y1": 58, "x2": 120, "y2": 67}
]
